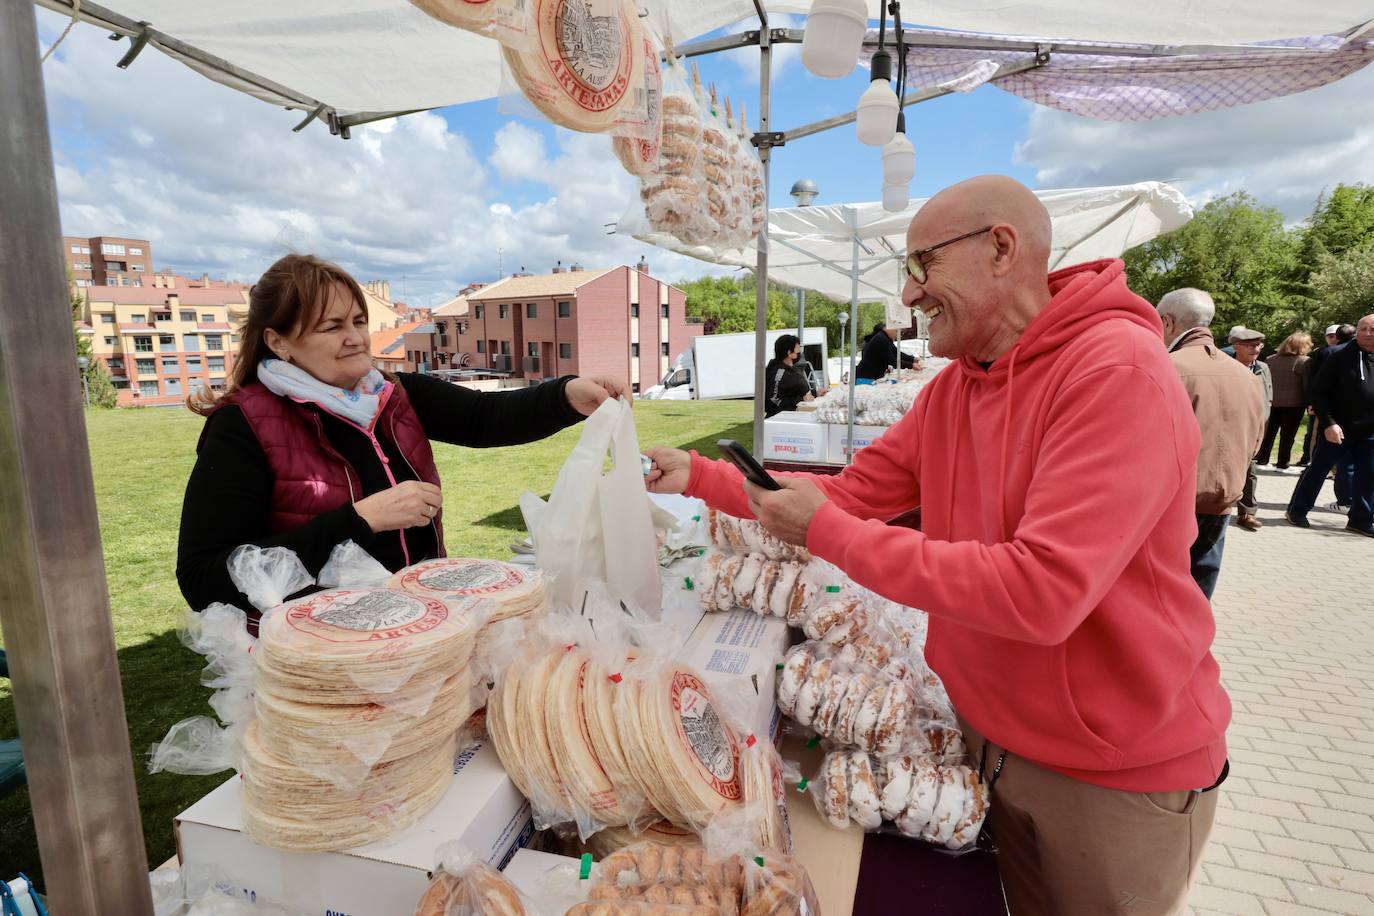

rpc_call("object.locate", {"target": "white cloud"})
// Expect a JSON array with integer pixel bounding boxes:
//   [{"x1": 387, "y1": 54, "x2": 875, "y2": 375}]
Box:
[
  {"x1": 1013, "y1": 64, "x2": 1374, "y2": 221},
  {"x1": 36, "y1": 11, "x2": 729, "y2": 309}
]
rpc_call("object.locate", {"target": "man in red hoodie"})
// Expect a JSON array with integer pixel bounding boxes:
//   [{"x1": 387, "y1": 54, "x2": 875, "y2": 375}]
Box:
[{"x1": 647, "y1": 176, "x2": 1228, "y2": 914}]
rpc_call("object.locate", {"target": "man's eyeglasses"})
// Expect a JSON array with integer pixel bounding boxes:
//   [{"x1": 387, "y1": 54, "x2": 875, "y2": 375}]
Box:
[{"x1": 905, "y1": 226, "x2": 993, "y2": 284}]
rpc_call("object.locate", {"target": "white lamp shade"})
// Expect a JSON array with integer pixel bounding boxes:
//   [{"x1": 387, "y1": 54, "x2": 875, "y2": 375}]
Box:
[
  {"x1": 882, "y1": 181, "x2": 909, "y2": 212},
  {"x1": 882, "y1": 131, "x2": 915, "y2": 185},
  {"x1": 856, "y1": 79, "x2": 899, "y2": 146},
  {"x1": 801, "y1": 0, "x2": 870, "y2": 79}
]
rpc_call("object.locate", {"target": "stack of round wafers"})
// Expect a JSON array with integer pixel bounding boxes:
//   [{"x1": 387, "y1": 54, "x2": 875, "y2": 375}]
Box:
[
  {"x1": 246, "y1": 587, "x2": 480, "y2": 850},
  {"x1": 391, "y1": 558, "x2": 545, "y2": 625}
]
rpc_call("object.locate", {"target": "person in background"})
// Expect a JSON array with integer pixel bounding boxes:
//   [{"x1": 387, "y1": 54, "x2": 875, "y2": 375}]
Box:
[
  {"x1": 854, "y1": 321, "x2": 918, "y2": 381},
  {"x1": 1286, "y1": 314, "x2": 1374, "y2": 537},
  {"x1": 1229, "y1": 327, "x2": 1271, "y2": 531},
  {"x1": 1220, "y1": 326, "x2": 1241, "y2": 358},
  {"x1": 763, "y1": 333, "x2": 816, "y2": 418},
  {"x1": 1296, "y1": 325, "x2": 1340, "y2": 465},
  {"x1": 1158, "y1": 290, "x2": 1264, "y2": 599},
  {"x1": 1304, "y1": 323, "x2": 1357, "y2": 509},
  {"x1": 1258, "y1": 331, "x2": 1313, "y2": 472},
  {"x1": 648, "y1": 175, "x2": 1227, "y2": 915},
  {"x1": 177, "y1": 254, "x2": 629, "y2": 632}
]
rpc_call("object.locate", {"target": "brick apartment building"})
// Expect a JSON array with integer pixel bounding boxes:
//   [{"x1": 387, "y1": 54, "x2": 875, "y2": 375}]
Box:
[
  {"x1": 82, "y1": 283, "x2": 250, "y2": 407},
  {"x1": 64, "y1": 236, "x2": 154, "y2": 291},
  {"x1": 422, "y1": 261, "x2": 701, "y2": 392}
]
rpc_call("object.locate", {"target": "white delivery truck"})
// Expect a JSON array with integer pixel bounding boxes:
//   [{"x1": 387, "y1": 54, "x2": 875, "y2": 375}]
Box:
[{"x1": 642, "y1": 328, "x2": 829, "y2": 401}]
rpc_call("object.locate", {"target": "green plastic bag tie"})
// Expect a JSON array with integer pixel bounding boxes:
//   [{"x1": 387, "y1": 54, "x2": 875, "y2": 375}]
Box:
[
  {"x1": 806, "y1": 735, "x2": 820, "y2": 748},
  {"x1": 692, "y1": 514, "x2": 701, "y2": 522},
  {"x1": 580, "y1": 853, "x2": 593, "y2": 880},
  {"x1": 684, "y1": 577, "x2": 694, "y2": 591},
  {"x1": 825, "y1": 585, "x2": 841, "y2": 593},
  {"x1": 755, "y1": 856, "x2": 766, "y2": 867},
  {"x1": 797, "y1": 777, "x2": 810, "y2": 793}
]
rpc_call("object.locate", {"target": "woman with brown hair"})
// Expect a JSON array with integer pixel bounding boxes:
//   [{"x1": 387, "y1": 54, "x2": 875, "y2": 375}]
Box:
[
  {"x1": 1258, "y1": 330, "x2": 1313, "y2": 471},
  {"x1": 177, "y1": 254, "x2": 628, "y2": 632}
]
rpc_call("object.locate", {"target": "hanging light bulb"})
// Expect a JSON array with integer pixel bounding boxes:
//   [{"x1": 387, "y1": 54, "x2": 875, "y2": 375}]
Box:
[
  {"x1": 856, "y1": 49, "x2": 898, "y2": 146},
  {"x1": 881, "y1": 112, "x2": 915, "y2": 185},
  {"x1": 801, "y1": 0, "x2": 870, "y2": 79},
  {"x1": 882, "y1": 181, "x2": 909, "y2": 212}
]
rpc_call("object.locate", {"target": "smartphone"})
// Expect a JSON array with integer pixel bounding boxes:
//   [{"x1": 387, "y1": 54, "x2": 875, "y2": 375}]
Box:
[{"x1": 717, "y1": 439, "x2": 782, "y2": 491}]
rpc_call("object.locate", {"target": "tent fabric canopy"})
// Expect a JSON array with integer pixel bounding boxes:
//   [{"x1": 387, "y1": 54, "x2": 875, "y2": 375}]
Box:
[
  {"x1": 866, "y1": 29, "x2": 1374, "y2": 122},
  {"x1": 629, "y1": 182, "x2": 1192, "y2": 305},
  {"x1": 33, "y1": 0, "x2": 1374, "y2": 118}
]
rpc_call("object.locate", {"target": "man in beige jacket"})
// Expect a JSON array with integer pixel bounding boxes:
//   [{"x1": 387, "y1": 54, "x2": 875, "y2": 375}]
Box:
[{"x1": 1159, "y1": 290, "x2": 1266, "y2": 599}]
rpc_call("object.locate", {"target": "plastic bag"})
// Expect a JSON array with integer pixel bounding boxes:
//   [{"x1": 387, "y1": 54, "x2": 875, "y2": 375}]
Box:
[
  {"x1": 227, "y1": 545, "x2": 314, "y2": 613},
  {"x1": 740, "y1": 853, "x2": 822, "y2": 916},
  {"x1": 706, "y1": 509, "x2": 810, "y2": 563},
  {"x1": 151, "y1": 862, "x2": 308, "y2": 916},
  {"x1": 413, "y1": 843, "x2": 531, "y2": 915},
  {"x1": 318, "y1": 539, "x2": 392, "y2": 589},
  {"x1": 520, "y1": 397, "x2": 661, "y2": 616},
  {"x1": 587, "y1": 842, "x2": 744, "y2": 914},
  {"x1": 738, "y1": 735, "x2": 792, "y2": 853}
]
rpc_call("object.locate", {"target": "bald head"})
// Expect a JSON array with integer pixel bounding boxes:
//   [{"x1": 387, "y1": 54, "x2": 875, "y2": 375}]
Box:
[{"x1": 902, "y1": 175, "x2": 1054, "y2": 362}]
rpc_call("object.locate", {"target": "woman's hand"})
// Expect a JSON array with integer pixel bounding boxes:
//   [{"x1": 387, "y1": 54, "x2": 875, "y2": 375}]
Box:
[
  {"x1": 566, "y1": 375, "x2": 632, "y2": 416},
  {"x1": 1325, "y1": 423, "x2": 1345, "y2": 445},
  {"x1": 644, "y1": 446, "x2": 692, "y2": 495},
  {"x1": 803, "y1": 392, "x2": 815, "y2": 402},
  {"x1": 354, "y1": 481, "x2": 443, "y2": 533}
]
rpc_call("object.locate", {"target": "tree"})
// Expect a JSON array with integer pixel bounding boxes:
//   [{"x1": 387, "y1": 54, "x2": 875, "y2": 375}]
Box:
[
  {"x1": 1293, "y1": 183, "x2": 1374, "y2": 301},
  {"x1": 680, "y1": 274, "x2": 888, "y2": 356},
  {"x1": 69, "y1": 279, "x2": 118, "y2": 408},
  {"x1": 1308, "y1": 240, "x2": 1374, "y2": 329},
  {"x1": 1123, "y1": 192, "x2": 1300, "y2": 342}
]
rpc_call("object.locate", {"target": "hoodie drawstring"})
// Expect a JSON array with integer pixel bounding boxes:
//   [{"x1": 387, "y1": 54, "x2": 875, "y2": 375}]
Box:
[{"x1": 997, "y1": 345, "x2": 1021, "y2": 541}]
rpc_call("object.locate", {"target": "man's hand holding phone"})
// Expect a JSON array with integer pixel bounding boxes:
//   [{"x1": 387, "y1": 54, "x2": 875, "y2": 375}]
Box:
[{"x1": 745, "y1": 476, "x2": 827, "y2": 547}]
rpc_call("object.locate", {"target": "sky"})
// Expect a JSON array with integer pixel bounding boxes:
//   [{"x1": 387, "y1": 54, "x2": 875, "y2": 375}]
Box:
[{"x1": 32, "y1": 7, "x2": 1374, "y2": 310}]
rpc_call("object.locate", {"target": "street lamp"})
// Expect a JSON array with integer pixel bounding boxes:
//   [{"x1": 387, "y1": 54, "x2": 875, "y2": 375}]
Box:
[
  {"x1": 790, "y1": 179, "x2": 820, "y2": 389},
  {"x1": 76, "y1": 355, "x2": 90, "y2": 408}
]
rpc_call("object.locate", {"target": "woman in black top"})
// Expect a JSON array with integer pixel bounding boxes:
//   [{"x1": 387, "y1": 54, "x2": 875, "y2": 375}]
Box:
[
  {"x1": 177, "y1": 254, "x2": 629, "y2": 620},
  {"x1": 855, "y1": 322, "x2": 917, "y2": 381},
  {"x1": 764, "y1": 334, "x2": 816, "y2": 418}
]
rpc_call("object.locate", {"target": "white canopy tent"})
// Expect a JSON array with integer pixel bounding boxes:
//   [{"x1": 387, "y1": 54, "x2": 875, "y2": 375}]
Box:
[{"x1": 7, "y1": 2, "x2": 1374, "y2": 912}]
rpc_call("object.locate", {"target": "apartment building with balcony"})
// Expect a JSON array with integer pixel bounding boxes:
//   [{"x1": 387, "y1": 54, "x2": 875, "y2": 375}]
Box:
[
  {"x1": 63, "y1": 236, "x2": 153, "y2": 291},
  {"x1": 83, "y1": 285, "x2": 250, "y2": 407},
  {"x1": 430, "y1": 260, "x2": 700, "y2": 392}
]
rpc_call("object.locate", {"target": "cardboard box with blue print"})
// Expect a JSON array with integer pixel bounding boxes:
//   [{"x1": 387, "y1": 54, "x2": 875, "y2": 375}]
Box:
[
  {"x1": 676, "y1": 607, "x2": 792, "y2": 742},
  {"x1": 173, "y1": 740, "x2": 532, "y2": 916},
  {"x1": 763, "y1": 412, "x2": 829, "y2": 464},
  {"x1": 826, "y1": 422, "x2": 888, "y2": 462}
]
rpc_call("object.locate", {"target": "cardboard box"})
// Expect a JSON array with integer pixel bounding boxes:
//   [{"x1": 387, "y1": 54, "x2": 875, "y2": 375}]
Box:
[
  {"x1": 676, "y1": 608, "x2": 792, "y2": 740},
  {"x1": 175, "y1": 740, "x2": 533, "y2": 916},
  {"x1": 763, "y1": 413, "x2": 829, "y2": 464},
  {"x1": 826, "y1": 422, "x2": 889, "y2": 462}
]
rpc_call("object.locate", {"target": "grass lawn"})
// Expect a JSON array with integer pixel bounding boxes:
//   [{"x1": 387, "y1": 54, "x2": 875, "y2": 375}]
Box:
[{"x1": 0, "y1": 397, "x2": 753, "y2": 888}]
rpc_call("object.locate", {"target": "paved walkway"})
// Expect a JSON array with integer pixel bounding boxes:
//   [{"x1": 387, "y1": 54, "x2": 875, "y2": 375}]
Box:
[{"x1": 1191, "y1": 467, "x2": 1374, "y2": 915}]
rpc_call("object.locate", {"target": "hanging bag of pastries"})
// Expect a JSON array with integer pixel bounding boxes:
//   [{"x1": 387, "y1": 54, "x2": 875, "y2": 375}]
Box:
[
  {"x1": 413, "y1": 843, "x2": 530, "y2": 915},
  {"x1": 637, "y1": 46, "x2": 711, "y2": 244},
  {"x1": 612, "y1": 15, "x2": 665, "y2": 175}
]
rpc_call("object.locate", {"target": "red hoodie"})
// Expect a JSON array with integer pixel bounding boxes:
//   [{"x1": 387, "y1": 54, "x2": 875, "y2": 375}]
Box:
[{"x1": 687, "y1": 259, "x2": 1229, "y2": 793}]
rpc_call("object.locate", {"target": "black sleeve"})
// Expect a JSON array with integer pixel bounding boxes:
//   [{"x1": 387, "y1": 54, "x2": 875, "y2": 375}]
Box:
[
  {"x1": 1309, "y1": 351, "x2": 1342, "y2": 428},
  {"x1": 175, "y1": 406, "x2": 376, "y2": 613},
  {"x1": 900, "y1": 351, "x2": 917, "y2": 369},
  {"x1": 398, "y1": 373, "x2": 585, "y2": 447}
]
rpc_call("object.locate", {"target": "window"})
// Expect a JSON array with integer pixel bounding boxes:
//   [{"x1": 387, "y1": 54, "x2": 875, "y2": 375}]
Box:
[
  {"x1": 558, "y1": 301, "x2": 571, "y2": 318},
  {"x1": 164, "y1": 378, "x2": 182, "y2": 396},
  {"x1": 231, "y1": 334, "x2": 241, "y2": 345},
  {"x1": 499, "y1": 304, "x2": 509, "y2": 319},
  {"x1": 104, "y1": 336, "x2": 116, "y2": 347},
  {"x1": 183, "y1": 334, "x2": 199, "y2": 352},
  {"x1": 631, "y1": 382, "x2": 640, "y2": 394},
  {"x1": 186, "y1": 357, "x2": 202, "y2": 372},
  {"x1": 74, "y1": 262, "x2": 92, "y2": 271},
  {"x1": 130, "y1": 263, "x2": 144, "y2": 271},
  {"x1": 138, "y1": 380, "x2": 158, "y2": 397},
  {"x1": 159, "y1": 335, "x2": 176, "y2": 352},
  {"x1": 131, "y1": 279, "x2": 141, "y2": 287},
  {"x1": 209, "y1": 356, "x2": 225, "y2": 373},
  {"x1": 660, "y1": 304, "x2": 669, "y2": 318},
  {"x1": 133, "y1": 336, "x2": 152, "y2": 352},
  {"x1": 131, "y1": 314, "x2": 145, "y2": 324},
  {"x1": 500, "y1": 340, "x2": 510, "y2": 355},
  {"x1": 136, "y1": 358, "x2": 155, "y2": 375},
  {"x1": 528, "y1": 341, "x2": 539, "y2": 357},
  {"x1": 559, "y1": 342, "x2": 572, "y2": 360},
  {"x1": 101, "y1": 314, "x2": 115, "y2": 324},
  {"x1": 113, "y1": 379, "x2": 130, "y2": 390},
  {"x1": 129, "y1": 246, "x2": 143, "y2": 256},
  {"x1": 180, "y1": 310, "x2": 196, "y2": 322},
  {"x1": 474, "y1": 305, "x2": 484, "y2": 319},
  {"x1": 202, "y1": 313, "x2": 215, "y2": 322},
  {"x1": 155, "y1": 312, "x2": 172, "y2": 323},
  {"x1": 476, "y1": 340, "x2": 486, "y2": 353},
  {"x1": 205, "y1": 334, "x2": 223, "y2": 351},
  {"x1": 630, "y1": 304, "x2": 639, "y2": 318},
  {"x1": 210, "y1": 381, "x2": 225, "y2": 392},
  {"x1": 661, "y1": 342, "x2": 669, "y2": 356},
  {"x1": 162, "y1": 356, "x2": 179, "y2": 371},
  {"x1": 105, "y1": 261, "x2": 125, "y2": 272},
  {"x1": 631, "y1": 343, "x2": 639, "y2": 357},
  {"x1": 101, "y1": 243, "x2": 125, "y2": 256},
  {"x1": 106, "y1": 358, "x2": 123, "y2": 371},
  {"x1": 526, "y1": 303, "x2": 537, "y2": 318},
  {"x1": 70, "y1": 244, "x2": 88, "y2": 255},
  {"x1": 75, "y1": 279, "x2": 90, "y2": 287}
]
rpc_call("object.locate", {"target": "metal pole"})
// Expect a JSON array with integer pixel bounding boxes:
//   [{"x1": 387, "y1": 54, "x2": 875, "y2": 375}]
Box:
[
  {"x1": 846, "y1": 237, "x2": 859, "y2": 465},
  {"x1": 751, "y1": 1, "x2": 772, "y2": 456},
  {"x1": 0, "y1": 4, "x2": 153, "y2": 912},
  {"x1": 796, "y1": 288, "x2": 805, "y2": 363}
]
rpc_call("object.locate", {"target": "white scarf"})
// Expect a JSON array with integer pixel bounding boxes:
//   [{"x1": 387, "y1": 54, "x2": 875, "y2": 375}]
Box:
[{"x1": 257, "y1": 358, "x2": 390, "y2": 430}]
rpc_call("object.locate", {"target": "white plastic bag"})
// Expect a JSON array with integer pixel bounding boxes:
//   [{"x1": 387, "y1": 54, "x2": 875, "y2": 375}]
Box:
[{"x1": 521, "y1": 398, "x2": 661, "y2": 616}]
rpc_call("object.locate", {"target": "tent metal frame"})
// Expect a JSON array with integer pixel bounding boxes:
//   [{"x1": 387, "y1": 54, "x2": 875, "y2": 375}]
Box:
[{"x1": 4, "y1": 1, "x2": 1372, "y2": 911}]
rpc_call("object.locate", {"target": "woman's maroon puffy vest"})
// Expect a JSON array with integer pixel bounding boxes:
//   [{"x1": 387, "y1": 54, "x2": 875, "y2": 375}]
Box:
[{"x1": 214, "y1": 381, "x2": 445, "y2": 551}]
